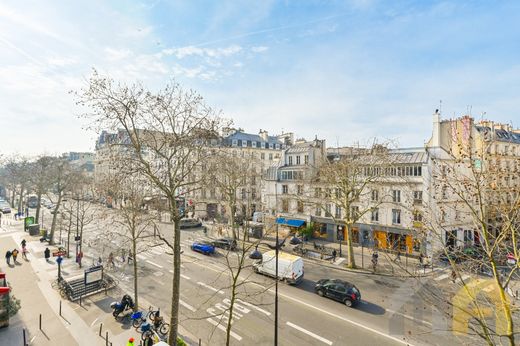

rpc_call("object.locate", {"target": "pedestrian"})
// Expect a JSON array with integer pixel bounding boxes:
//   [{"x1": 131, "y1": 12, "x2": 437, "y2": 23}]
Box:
[
  {"x1": 5, "y1": 250, "x2": 12, "y2": 265},
  {"x1": 21, "y1": 239, "x2": 26, "y2": 248},
  {"x1": 44, "y1": 248, "x2": 51, "y2": 262},
  {"x1": 11, "y1": 248, "x2": 19, "y2": 263},
  {"x1": 127, "y1": 250, "x2": 133, "y2": 264},
  {"x1": 419, "y1": 253, "x2": 424, "y2": 265},
  {"x1": 121, "y1": 249, "x2": 126, "y2": 262},
  {"x1": 451, "y1": 269, "x2": 457, "y2": 283},
  {"x1": 142, "y1": 333, "x2": 154, "y2": 346},
  {"x1": 25, "y1": 207, "x2": 29, "y2": 217},
  {"x1": 332, "y1": 249, "x2": 337, "y2": 263},
  {"x1": 127, "y1": 337, "x2": 135, "y2": 346},
  {"x1": 108, "y1": 252, "x2": 114, "y2": 269},
  {"x1": 394, "y1": 250, "x2": 401, "y2": 263},
  {"x1": 97, "y1": 256, "x2": 102, "y2": 266},
  {"x1": 13, "y1": 212, "x2": 17, "y2": 221},
  {"x1": 76, "y1": 251, "x2": 83, "y2": 267},
  {"x1": 22, "y1": 246, "x2": 28, "y2": 260}
]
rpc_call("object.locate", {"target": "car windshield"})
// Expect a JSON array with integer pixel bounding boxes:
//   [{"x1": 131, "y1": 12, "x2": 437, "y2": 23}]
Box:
[{"x1": 351, "y1": 287, "x2": 360, "y2": 295}]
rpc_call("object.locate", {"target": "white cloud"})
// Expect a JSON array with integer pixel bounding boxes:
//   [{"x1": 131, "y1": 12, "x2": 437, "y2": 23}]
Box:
[
  {"x1": 104, "y1": 47, "x2": 132, "y2": 61},
  {"x1": 165, "y1": 44, "x2": 243, "y2": 59},
  {"x1": 251, "y1": 46, "x2": 268, "y2": 53}
]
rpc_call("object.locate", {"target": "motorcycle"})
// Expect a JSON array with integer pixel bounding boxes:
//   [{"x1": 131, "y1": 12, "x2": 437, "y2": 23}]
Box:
[{"x1": 110, "y1": 294, "x2": 134, "y2": 319}]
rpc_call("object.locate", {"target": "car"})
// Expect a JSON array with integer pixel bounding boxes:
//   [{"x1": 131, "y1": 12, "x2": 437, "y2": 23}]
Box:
[
  {"x1": 212, "y1": 237, "x2": 237, "y2": 251},
  {"x1": 180, "y1": 218, "x2": 202, "y2": 229},
  {"x1": 439, "y1": 251, "x2": 465, "y2": 263},
  {"x1": 1, "y1": 206, "x2": 11, "y2": 214},
  {"x1": 314, "y1": 279, "x2": 361, "y2": 307},
  {"x1": 191, "y1": 241, "x2": 215, "y2": 255}
]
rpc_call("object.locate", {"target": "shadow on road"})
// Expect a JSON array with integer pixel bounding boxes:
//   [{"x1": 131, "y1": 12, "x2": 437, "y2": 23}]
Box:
[{"x1": 356, "y1": 301, "x2": 386, "y2": 315}]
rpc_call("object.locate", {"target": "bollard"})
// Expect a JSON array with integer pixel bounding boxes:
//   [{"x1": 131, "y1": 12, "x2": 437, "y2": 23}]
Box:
[
  {"x1": 199, "y1": 338, "x2": 202, "y2": 346},
  {"x1": 106, "y1": 331, "x2": 108, "y2": 346},
  {"x1": 99, "y1": 323, "x2": 103, "y2": 336},
  {"x1": 59, "y1": 300, "x2": 62, "y2": 316},
  {"x1": 39, "y1": 313, "x2": 42, "y2": 330},
  {"x1": 23, "y1": 328, "x2": 27, "y2": 346}
]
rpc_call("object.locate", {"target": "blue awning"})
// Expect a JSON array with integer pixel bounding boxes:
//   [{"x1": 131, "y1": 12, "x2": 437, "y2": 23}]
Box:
[{"x1": 276, "y1": 217, "x2": 305, "y2": 227}]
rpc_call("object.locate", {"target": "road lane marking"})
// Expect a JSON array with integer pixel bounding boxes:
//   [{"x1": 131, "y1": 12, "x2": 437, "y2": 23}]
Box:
[
  {"x1": 434, "y1": 273, "x2": 449, "y2": 281},
  {"x1": 150, "y1": 249, "x2": 162, "y2": 255},
  {"x1": 385, "y1": 309, "x2": 432, "y2": 326},
  {"x1": 206, "y1": 318, "x2": 242, "y2": 341},
  {"x1": 180, "y1": 299, "x2": 196, "y2": 312},
  {"x1": 286, "y1": 321, "x2": 333, "y2": 345},
  {"x1": 168, "y1": 270, "x2": 190, "y2": 280},
  {"x1": 146, "y1": 260, "x2": 163, "y2": 269},
  {"x1": 197, "y1": 282, "x2": 225, "y2": 294},
  {"x1": 236, "y1": 299, "x2": 271, "y2": 316},
  {"x1": 137, "y1": 254, "x2": 147, "y2": 261},
  {"x1": 188, "y1": 255, "x2": 414, "y2": 345}
]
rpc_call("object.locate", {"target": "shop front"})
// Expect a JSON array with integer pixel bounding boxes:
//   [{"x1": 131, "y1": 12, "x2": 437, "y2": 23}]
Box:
[{"x1": 372, "y1": 226, "x2": 416, "y2": 254}]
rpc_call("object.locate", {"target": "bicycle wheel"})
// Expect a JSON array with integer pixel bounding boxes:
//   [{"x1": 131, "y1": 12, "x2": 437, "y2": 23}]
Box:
[
  {"x1": 159, "y1": 322, "x2": 170, "y2": 335},
  {"x1": 132, "y1": 318, "x2": 143, "y2": 328},
  {"x1": 147, "y1": 310, "x2": 158, "y2": 322},
  {"x1": 141, "y1": 330, "x2": 153, "y2": 341}
]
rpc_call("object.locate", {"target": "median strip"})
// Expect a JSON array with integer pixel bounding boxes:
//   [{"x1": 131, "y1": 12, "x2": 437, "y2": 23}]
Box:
[{"x1": 286, "y1": 321, "x2": 333, "y2": 345}]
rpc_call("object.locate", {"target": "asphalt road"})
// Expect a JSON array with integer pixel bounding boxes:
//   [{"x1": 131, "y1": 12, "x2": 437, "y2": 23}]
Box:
[{"x1": 48, "y1": 203, "x2": 483, "y2": 345}]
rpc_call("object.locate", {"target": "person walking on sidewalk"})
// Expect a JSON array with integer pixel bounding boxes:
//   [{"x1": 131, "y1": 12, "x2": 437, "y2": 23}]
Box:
[
  {"x1": 332, "y1": 249, "x2": 337, "y2": 263},
  {"x1": 394, "y1": 250, "x2": 401, "y2": 263},
  {"x1": 371, "y1": 251, "x2": 379, "y2": 272},
  {"x1": 108, "y1": 252, "x2": 115, "y2": 269},
  {"x1": 5, "y1": 250, "x2": 12, "y2": 265},
  {"x1": 44, "y1": 248, "x2": 51, "y2": 262},
  {"x1": 127, "y1": 249, "x2": 133, "y2": 264},
  {"x1": 11, "y1": 248, "x2": 19, "y2": 263}
]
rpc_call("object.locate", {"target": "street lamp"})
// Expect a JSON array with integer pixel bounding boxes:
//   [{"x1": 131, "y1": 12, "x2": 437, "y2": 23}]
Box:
[{"x1": 249, "y1": 232, "x2": 301, "y2": 346}]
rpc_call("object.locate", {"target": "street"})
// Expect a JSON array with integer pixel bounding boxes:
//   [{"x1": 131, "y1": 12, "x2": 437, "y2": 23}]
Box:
[{"x1": 47, "y1": 202, "x2": 483, "y2": 346}]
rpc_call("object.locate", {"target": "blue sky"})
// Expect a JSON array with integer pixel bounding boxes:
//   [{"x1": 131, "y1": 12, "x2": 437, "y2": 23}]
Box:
[{"x1": 1, "y1": 0, "x2": 520, "y2": 154}]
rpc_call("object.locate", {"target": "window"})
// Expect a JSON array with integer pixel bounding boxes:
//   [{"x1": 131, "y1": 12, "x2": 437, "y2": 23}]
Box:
[
  {"x1": 315, "y1": 205, "x2": 322, "y2": 216},
  {"x1": 275, "y1": 144, "x2": 280, "y2": 149},
  {"x1": 251, "y1": 188, "x2": 256, "y2": 200},
  {"x1": 325, "y1": 188, "x2": 331, "y2": 198},
  {"x1": 392, "y1": 209, "x2": 401, "y2": 224},
  {"x1": 350, "y1": 206, "x2": 359, "y2": 219},
  {"x1": 251, "y1": 176, "x2": 256, "y2": 185},
  {"x1": 241, "y1": 189, "x2": 246, "y2": 200},
  {"x1": 210, "y1": 189, "x2": 216, "y2": 198},
  {"x1": 296, "y1": 156, "x2": 301, "y2": 165},
  {"x1": 413, "y1": 191, "x2": 422, "y2": 203},
  {"x1": 314, "y1": 188, "x2": 321, "y2": 198},
  {"x1": 201, "y1": 189, "x2": 207, "y2": 199},
  {"x1": 392, "y1": 190, "x2": 401, "y2": 203},
  {"x1": 297, "y1": 201, "x2": 304, "y2": 213},
  {"x1": 289, "y1": 156, "x2": 293, "y2": 165},
  {"x1": 242, "y1": 140, "x2": 247, "y2": 147},
  {"x1": 304, "y1": 155, "x2": 309, "y2": 164},
  {"x1": 325, "y1": 204, "x2": 332, "y2": 217},
  {"x1": 269, "y1": 143, "x2": 274, "y2": 149},
  {"x1": 297, "y1": 185, "x2": 303, "y2": 195},
  {"x1": 252, "y1": 141, "x2": 257, "y2": 148},
  {"x1": 413, "y1": 211, "x2": 423, "y2": 222},
  {"x1": 282, "y1": 199, "x2": 289, "y2": 213},
  {"x1": 335, "y1": 206, "x2": 342, "y2": 218},
  {"x1": 232, "y1": 139, "x2": 238, "y2": 147},
  {"x1": 269, "y1": 153, "x2": 273, "y2": 160},
  {"x1": 371, "y1": 208, "x2": 379, "y2": 222},
  {"x1": 282, "y1": 185, "x2": 288, "y2": 194},
  {"x1": 371, "y1": 190, "x2": 379, "y2": 202},
  {"x1": 261, "y1": 153, "x2": 265, "y2": 160}
]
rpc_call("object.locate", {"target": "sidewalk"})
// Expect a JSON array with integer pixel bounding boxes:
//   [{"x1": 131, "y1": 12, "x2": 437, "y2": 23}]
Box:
[{"x1": 202, "y1": 222, "x2": 428, "y2": 277}]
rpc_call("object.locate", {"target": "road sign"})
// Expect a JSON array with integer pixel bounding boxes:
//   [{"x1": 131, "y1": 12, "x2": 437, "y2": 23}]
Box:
[
  {"x1": 74, "y1": 236, "x2": 81, "y2": 241},
  {"x1": 56, "y1": 256, "x2": 63, "y2": 265}
]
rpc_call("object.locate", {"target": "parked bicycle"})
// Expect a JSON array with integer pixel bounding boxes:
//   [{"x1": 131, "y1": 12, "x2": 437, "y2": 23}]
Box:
[{"x1": 131, "y1": 310, "x2": 147, "y2": 328}]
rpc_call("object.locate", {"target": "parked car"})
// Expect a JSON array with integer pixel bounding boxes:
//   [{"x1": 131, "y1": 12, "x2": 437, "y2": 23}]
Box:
[
  {"x1": 314, "y1": 279, "x2": 361, "y2": 307},
  {"x1": 439, "y1": 251, "x2": 465, "y2": 263},
  {"x1": 212, "y1": 237, "x2": 237, "y2": 251},
  {"x1": 191, "y1": 241, "x2": 215, "y2": 255},
  {"x1": 179, "y1": 218, "x2": 202, "y2": 229},
  {"x1": 1, "y1": 206, "x2": 11, "y2": 214},
  {"x1": 253, "y1": 250, "x2": 304, "y2": 285}
]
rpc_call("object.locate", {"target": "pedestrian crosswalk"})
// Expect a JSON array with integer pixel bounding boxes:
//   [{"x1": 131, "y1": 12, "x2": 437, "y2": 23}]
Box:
[{"x1": 430, "y1": 267, "x2": 474, "y2": 285}]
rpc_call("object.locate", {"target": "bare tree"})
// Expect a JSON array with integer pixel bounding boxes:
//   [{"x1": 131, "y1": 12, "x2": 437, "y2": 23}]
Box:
[
  {"x1": 420, "y1": 117, "x2": 519, "y2": 345},
  {"x1": 316, "y1": 144, "x2": 395, "y2": 268},
  {"x1": 28, "y1": 155, "x2": 54, "y2": 223},
  {"x1": 76, "y1": 71, "x2": 231, "y2": 345}
]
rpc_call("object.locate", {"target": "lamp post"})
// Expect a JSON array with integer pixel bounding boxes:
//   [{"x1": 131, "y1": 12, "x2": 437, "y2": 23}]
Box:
[{"x1": 250, "y1": 232, "x2": 301, "y2": 346}]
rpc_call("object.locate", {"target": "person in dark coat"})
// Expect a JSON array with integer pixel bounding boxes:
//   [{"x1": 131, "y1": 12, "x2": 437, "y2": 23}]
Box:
[
  {"x1": 5, "y1": 250, "x2": 12, "y2": 265},
  {"x1": 44, "y1": 248, "x2": 51, "y2": 262}
]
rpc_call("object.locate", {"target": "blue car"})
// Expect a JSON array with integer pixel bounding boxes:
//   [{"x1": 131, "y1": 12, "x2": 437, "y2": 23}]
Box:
[{"x1": 191, "y1": 241, "x2": 215, "y2": 255}]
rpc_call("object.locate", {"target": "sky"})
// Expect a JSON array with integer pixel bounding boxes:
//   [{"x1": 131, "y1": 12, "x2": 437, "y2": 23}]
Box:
[{"x1": 1, "y1": 0, "x2": 520, "y2": 155}]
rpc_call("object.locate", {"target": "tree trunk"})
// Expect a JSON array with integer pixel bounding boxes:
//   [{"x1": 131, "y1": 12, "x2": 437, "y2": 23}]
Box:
[
  {"x1": 168, "y1": 212, "x2": 181, "y2": 346},
  {"x1": 133, "y1": 236, "x2": 138, "y2": 312},
  {"x1": 48, "y1": 194, "x2": 62, "y2": 245},
  {"x1": 10, "y1": 188, "x2": 15, "y2": 208},
  {"x1": 17, "y1": 185, "x2": 25, "y2": 214},
  {"x1": 345, "y1": 224, "x2": 357, "y2": 268},
  {"x1": 35, "y1": 191, "x2": 42, "y2": 223}
]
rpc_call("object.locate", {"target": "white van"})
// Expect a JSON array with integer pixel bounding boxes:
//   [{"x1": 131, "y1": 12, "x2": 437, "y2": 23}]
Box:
[{"x1": 253, "y1": 250, "x2": 304, "y2": 285}]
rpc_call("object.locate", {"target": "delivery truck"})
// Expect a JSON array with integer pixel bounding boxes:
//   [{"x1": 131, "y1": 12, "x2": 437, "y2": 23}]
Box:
[{"x1": 253, "y1": 250, "x2": 304, "y2": 285}]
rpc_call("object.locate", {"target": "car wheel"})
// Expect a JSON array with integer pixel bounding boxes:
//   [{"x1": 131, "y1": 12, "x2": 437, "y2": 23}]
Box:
[
  {"x1": 317, "y1": 290, "x2": 324, "y2": 297},
  {"x1": 344, "y1": 299, "x2": 353, "y2": 307}
]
